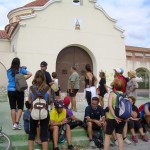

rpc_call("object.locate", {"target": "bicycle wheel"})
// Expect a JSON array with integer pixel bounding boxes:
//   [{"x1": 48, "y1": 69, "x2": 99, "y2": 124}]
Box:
[{"x1": 0, "y1": 132, "x2": 12, "y2": 150}]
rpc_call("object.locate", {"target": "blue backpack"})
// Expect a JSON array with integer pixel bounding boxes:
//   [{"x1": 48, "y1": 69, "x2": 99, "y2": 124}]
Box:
[{"x1": 114, "y1": 92, "x2": 132, "y2": 119}]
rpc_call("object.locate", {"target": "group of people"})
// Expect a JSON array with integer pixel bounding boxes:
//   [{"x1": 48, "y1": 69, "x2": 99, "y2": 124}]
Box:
[{"x1": 7, "y1": 57, "x2": 150, "y2": 150}]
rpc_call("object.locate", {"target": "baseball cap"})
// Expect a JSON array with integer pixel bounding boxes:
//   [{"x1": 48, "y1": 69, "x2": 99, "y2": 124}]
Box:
[
  {"x1": 40, "y1": 61, "x2": 48, "y2": 67},
  {"x1": 63, "y1": 96, "x2": 70, "y2": 106},
  {"x1": 120, "y1": 68, "x2": 124, "y2": 74},
  {"x1": 54, "y1": 99, "x2": 63, "y2": 108},
  {"x1": 114, "y1": 68, "x2": 121, "y2": 73}
]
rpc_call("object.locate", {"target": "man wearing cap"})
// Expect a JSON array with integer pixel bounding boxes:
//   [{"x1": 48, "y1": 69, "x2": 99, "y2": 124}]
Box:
[
  {"x1": 40, "y1": 61, "x2": 52, "y2": 86},
  {"x1": 111, "y1": 68, "x2": 127, "y2": 93},
  {"x1": 63, "y1": 96, "x2": 83, "y2": 129},
  {"x1": 50, "y1": 100, "x2": 74, "y2": 150}
]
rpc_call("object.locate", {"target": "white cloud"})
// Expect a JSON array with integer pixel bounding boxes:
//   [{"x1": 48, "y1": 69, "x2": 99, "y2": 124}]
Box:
[
  {"x1": 0, "y1": 0, "x2": 32, "y2": 29},
  {"x1": 97, "y1": 0, "x2": 150, "y2": 48},
  {"x1": 0, "y1": 0, "x2": 150, "y2": 48}
]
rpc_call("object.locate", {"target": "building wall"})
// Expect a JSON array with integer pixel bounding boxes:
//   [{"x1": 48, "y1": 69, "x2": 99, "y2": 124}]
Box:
[
  {"x1": 0, "y1": 40, "x2": 10, "y2": 52},
  {"x1": 10, "y1": 0, "x2": 125, "y2": 79},
  {"x1": 8, "y1": 9, "x2": 33, "y2": 23}
]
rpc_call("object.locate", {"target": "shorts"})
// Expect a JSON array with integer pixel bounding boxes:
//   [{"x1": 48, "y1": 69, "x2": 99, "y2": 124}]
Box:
[
  {"x1": 84, "y1": 121, "x2": 101, "y2": 131},
  {"x1": 128, "y1": 119, "x2": 142, "y2": 131},
  {"x1": 105, "y1": 119, "x2": 126, "y2": 135},
  {"x1": 68, "y1": 89, "x2": 78, "y2": 97},
  {"x1": 8, "y1": 91, "x2": 24, "y2": 110},
  {"x1": 29, "y1": 113, "x2": 49, "y2": 142}
]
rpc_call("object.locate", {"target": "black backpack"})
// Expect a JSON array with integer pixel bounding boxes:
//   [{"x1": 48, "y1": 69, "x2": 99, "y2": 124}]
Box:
[{"x1": 93, "y1": 131, "x2": 104, "y2": 148}]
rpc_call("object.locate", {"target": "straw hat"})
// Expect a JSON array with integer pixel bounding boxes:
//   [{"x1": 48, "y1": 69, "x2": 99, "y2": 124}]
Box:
[{"x1": 128, "y1": 70, "x2": 136, "y2": 78}]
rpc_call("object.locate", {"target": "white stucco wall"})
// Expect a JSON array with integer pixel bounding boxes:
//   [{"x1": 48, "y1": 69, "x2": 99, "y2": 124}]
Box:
[
  {"x1": 0, "y1": 40, "x2": 10, "y2": 52},
  {"x1": 10, "y1": 0, "x2": 125, "y2": 78},
  {"x1": 0, "y1": 0, "x2": 126, "y2": 87}
]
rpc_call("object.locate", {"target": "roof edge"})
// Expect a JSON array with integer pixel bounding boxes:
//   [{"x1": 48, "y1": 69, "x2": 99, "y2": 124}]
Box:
[
  {"x1": 7, "y1": 0, "x2": 61, "y2": 18},
  {"x1": 95, "y1": 4, "x2": 117, "y2": 22}
]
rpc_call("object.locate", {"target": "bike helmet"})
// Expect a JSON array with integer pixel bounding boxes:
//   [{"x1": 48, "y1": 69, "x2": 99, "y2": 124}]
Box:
[{"x1": 54, "y1": 99, "x2": 63, "y2": 108}]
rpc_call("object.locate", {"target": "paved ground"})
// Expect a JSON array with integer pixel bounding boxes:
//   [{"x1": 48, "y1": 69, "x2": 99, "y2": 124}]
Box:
[{"x1": 0, "y1": 93, "x2": 150, "y2": 150}]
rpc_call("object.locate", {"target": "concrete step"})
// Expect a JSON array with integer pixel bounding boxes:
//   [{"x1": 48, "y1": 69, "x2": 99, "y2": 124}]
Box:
[
  {"x1": 10, "y1": 128, "x2": 89, "y2": 150},
  {"x1": 11, "y1": 136, "x2": 89, "y2": 150}
]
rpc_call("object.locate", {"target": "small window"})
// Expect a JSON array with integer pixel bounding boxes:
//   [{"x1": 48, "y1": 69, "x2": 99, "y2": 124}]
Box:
[{"x1": 73, "y1": 0, "x2": 80, "y2": 6}]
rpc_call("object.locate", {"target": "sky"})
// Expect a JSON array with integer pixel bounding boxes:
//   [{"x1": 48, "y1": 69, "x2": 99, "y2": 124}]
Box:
[{"x1": 0, "y1": 0, "x2": 150, "y2": 48}]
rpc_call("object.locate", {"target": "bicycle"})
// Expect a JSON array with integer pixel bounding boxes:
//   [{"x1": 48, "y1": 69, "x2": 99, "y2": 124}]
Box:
[{"x1": 0, "y1": 126, "x2": 12, "y2": 150}]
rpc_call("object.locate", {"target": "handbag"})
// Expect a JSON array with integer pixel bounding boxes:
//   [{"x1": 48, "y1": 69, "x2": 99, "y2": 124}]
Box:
[{"x1": 51, "y1": 83, "x2": 58, "y2": 92}]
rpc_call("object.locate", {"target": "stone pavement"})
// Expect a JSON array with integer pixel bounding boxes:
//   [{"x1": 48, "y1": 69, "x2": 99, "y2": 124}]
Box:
[{"x1": 0, "y1": 93, "x2": 150, "y2": 149}]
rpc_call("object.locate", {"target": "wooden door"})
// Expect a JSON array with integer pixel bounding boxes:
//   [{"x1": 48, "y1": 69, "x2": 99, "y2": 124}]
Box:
[{"x1": 56, "y1": 46, "x2": 93, "y2": 92}]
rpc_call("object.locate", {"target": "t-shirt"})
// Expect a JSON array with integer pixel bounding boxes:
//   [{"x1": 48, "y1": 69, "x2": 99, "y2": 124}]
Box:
[
  {"x1": 44, "y1": 71, "x2": 52, "y2": 86},
  {"x1": 68, "y1": 72, "x2": 79, "y2": 89},
  {"x1": 126, "y1": 78, "x2": 138, "y2": 97},
  {"x1": 84, "y1": 105, "x2": 104, "y2": 122},
  {"x1": 64, "y1": 106, "x2": 73, "y2": 118},
  {"x1": 53, "y1": 78, "x2": 59, "y2": 90},
  {"x1": 50, "y1": 108, "x2": 66, "y2": 123},
  {"x1": 23, "y1": 109, "x2": 30, "y2": 134},
  {"x1": 132, "y1": 105, "x2": 140, "y2": 118},
  {"x1": 140, "y1": 102, "x2": 150, "y2": 118},
  {"x1": 30, "y1": 86, "x2": 49, "y2": 104},
  {"x1": 116, "y1": 75, "x2": 127, "y2": 93},
  {"x1": 99, "y1": 78, "x2": 107, "y2": 94},
  {"x1": 7, "y1": 67, "x2": 28, "y2": 91}
]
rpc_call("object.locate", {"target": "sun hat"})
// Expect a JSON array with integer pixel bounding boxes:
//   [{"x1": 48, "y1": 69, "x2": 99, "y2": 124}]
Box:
[
  {"x1": 120, "y1": 68, "x2": 124, "y2": 74},
  {"x1": 128, "y1": 70, "x2": 136, "y2": 78},
  {"x1": 63, "y1": 96, "x2": 70, "y2": 106}
]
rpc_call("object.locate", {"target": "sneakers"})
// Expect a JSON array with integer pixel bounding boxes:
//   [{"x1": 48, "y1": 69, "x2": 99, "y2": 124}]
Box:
[
  {"x1": 68, "y1": 145, "x2": 75, "y2": 150},
  {"x1": 89, "y1": 140, "x2": 97, "y2": 149},
  {"x1": 124, "y1": 137, "x2": 131, "y2": 145},
  {"x1": 12, "y1": 123, "x2": 22, "y2": 130},
  {"x1": 141, "y1": 135, "x2": 149, "y2": 142},
  {"x1": 114, "y1": 140, "x2": 118, "y2": 146},
  {"x1": 132, "y1": 136, "x2": 138, "y2": 143}
]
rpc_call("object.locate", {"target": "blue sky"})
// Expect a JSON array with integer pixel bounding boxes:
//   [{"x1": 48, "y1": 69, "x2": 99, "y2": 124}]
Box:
[{"x1": 0, "y1": 0, "x2": 150, "y2": 48}]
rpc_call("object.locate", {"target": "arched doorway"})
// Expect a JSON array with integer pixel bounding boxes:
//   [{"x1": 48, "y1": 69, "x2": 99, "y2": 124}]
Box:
[
  {"x1": 0, "y1": 62, "x2": 8, "y2": 102},
  {"x1": 56, "y1": 46, "x2": 93, "y2": 92},
  {"x1": 136, "y1": 67, "x2": 150, "y2": 97}
]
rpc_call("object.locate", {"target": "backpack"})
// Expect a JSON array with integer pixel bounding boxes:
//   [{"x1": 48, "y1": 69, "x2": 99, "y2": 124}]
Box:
[
  {"x1": 30, "y1": 86, "x2": 49, "y2": 120},
  {"x1": 93, "y1": 131, "x2": 104, "y2": 148},
  {"x1": 58, "y1": 124, "x2": 66, "y2": 143},
  {"x1": 15, "y1": 68, "x2": 28, "y2": 92},
  {"x1": 114, "y1": 91, "x2": 132, "y2": 120}
]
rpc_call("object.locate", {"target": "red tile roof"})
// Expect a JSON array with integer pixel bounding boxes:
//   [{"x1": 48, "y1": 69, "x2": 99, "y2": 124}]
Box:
[
  {"x1": 23, "y1": 0, "x2": 48, "y2": 7},
  {"x1": 0, "y1": 30, "x2": 9, "y2": 39},
  {"x1": 126, "y1": 46, "x2": 150, "y2": 53}
]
